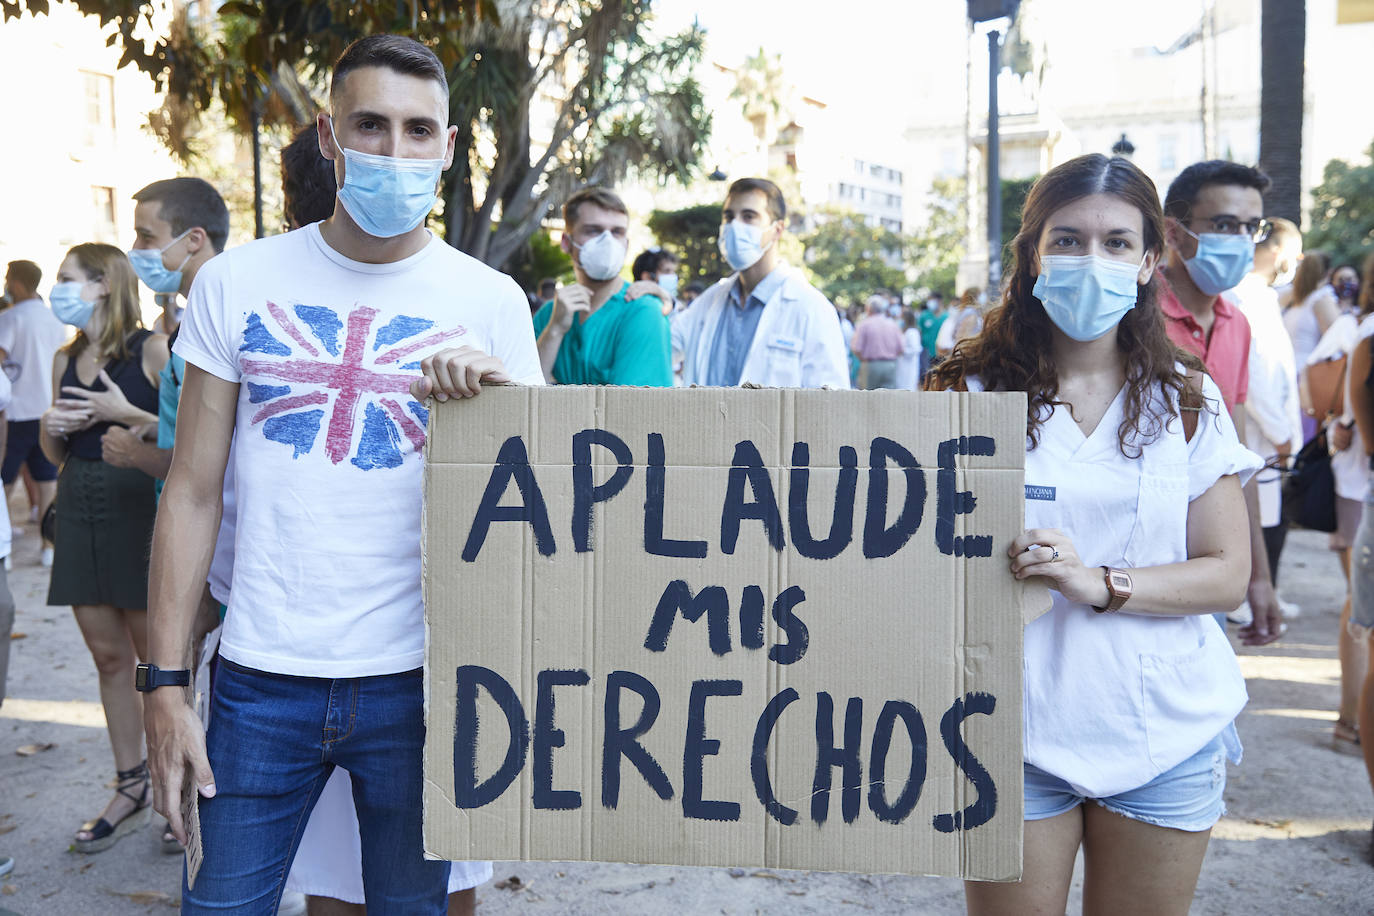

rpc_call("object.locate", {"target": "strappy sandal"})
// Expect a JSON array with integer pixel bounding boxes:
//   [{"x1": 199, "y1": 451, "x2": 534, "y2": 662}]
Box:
[
  {"x1": 1334, "y1": 719, "x2": 1361, "y2": 748},
  {"x1": 161, "y1": 822, "x2": 184, "y2": 855},
  {"x1": 73, "y1": 761, "x2": 151, "y2": 853}
]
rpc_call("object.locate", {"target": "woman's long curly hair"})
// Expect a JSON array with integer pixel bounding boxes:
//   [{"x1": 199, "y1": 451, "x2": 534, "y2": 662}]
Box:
[{"x1": 926, "y1": 154, "x2": 1199, "y2": 457}]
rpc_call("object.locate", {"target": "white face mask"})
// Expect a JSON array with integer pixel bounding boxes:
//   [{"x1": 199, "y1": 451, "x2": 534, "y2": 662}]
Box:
[{"x1": 573, "y1": 230, "x2": 627, "y2": 281}]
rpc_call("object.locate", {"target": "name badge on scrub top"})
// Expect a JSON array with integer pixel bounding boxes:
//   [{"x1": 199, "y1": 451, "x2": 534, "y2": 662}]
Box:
[
  {"x1": 767, "y1": 336, "x2": 802, "y2": 353},
  {"x1": 1025, "y1": 484, "x2": 1056, "y2": 501}
]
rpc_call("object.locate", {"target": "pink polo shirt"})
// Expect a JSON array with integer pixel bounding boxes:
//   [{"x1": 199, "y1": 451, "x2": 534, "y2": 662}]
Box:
[
  {"x1": 851, "y1": 314, "x2": 905, "y2": 361},
  {"x1": 1160, "y1": 272, "x2": 1251, "y2": 411}
]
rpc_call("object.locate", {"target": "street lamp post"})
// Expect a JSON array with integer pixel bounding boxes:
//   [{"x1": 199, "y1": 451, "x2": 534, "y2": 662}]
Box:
[{"x1": 968, "y1": 0, "x2": 1020, "y2": 297}]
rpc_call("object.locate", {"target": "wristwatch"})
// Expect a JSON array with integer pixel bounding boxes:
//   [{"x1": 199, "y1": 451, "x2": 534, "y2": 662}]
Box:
[
  {"x1": 135, "y1": 663, "x2": 191, "y2": 692},
  {"x1": 1093, "y1": 566, "x2": 1133, "y2": 613}
]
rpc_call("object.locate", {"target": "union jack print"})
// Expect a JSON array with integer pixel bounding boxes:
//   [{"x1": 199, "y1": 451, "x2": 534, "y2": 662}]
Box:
[{"x1": 240, "y1": 302, "x2": 466, "y2": 470}]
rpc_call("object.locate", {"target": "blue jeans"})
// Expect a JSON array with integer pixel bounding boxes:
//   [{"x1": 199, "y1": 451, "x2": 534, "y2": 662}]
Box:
[{"x1": 183, "y1": 659, "x2": 450, "y2": 914}]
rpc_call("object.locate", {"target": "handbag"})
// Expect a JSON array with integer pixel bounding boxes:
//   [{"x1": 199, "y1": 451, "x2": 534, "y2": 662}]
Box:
[
  {"x1": 40, "y1": 500, "x2": 56, "y2": 544},
  {"x1": 1281, "y1": 430, "x2": 1338, "y2": 532},
  {"x1": 1306, "y1": 354, "x2": 1347, "y2": 420}
]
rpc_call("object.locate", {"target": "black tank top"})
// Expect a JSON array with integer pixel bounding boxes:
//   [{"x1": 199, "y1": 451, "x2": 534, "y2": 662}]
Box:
[{"x1": 63, "y1": 330, "x2": 159, "y2": 461}]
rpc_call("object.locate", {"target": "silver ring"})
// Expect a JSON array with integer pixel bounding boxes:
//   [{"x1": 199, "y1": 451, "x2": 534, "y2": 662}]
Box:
[{"x1": 1049, "y1": 547, "x2": 1060, "y2": 562}]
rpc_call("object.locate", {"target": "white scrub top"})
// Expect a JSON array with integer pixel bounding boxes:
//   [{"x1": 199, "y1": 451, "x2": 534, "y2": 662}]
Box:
[{"x1": 972, "y1": 372, "x2": 1261, "y2": 797}]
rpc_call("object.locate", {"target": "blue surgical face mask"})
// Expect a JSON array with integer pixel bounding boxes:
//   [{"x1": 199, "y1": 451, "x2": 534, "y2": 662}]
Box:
[
  {"x1": 49, "y1": 281, "x2": 98, "y2": 329},
  {"x1": 1033, "y1": 254, "x2": 1144, "y2": 342},
  {"x1": 1180, "y1": 227, "x2": 1254, "y2": 296},
  {"x1": 331, "y1": 117, "x2": 445, "y2": 239},
  {"x1": 128, "y1": 228, "x2": 192, "y2": 294},
  {"x1": 657, "y1": 272, "x2": 679, "y2": 298},
  {"x1": 718, "y1": 221, "x2": 773, "y2": 272}
]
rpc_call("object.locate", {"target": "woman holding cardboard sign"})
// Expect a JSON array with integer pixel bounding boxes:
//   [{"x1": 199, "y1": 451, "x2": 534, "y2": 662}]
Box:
[{"x1": 927, "y1": 154, "x2": 1260, "y2": 916}]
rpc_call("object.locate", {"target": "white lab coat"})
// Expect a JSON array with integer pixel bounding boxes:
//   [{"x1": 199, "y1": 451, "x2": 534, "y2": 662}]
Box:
[{"x1": 672, "y1": 266, "x2": 851, "y2": 389}]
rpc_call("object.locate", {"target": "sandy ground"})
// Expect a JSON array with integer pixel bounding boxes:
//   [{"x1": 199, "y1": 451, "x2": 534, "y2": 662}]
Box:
[{"x1": 1, "y1": 507, "x2": 1371, "y2": 915}]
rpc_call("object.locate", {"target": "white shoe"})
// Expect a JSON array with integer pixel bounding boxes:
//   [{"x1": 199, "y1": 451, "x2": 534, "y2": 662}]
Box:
[
  {"x1": 1278, "y1": 597, "x2": 1301, "y2": 618},
  {"x1": 40, "y1": 547, "x2": 53, "y2": 567},
  {"x1": 1226, "y1": 601, "x2": 1253, "y2": 626},
  {"x1": 3, "y1": 555, "x2": 9, "y2": 572},
  {"x1": 276, "y1": 890, "x2": 307, "y2": 916}
]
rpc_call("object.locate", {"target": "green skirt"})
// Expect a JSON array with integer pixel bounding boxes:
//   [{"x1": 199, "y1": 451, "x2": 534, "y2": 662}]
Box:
[{"x1": 47, "y1": 456, "x2": 157, "y2": 609}]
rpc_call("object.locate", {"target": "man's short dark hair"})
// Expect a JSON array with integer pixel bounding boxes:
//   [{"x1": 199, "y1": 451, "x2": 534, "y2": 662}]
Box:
[
  {"x1": 282, "y1": 124, "x2": 337, "y2": 229},
  {"x1": 562, "y1": 187, "x2": 628, "y2": 230},
  {"x1": 684, "y1": 281, "x2": 706, "y2": 296},
  {"x1": 332, "y1": 34, "x2": 448, "y2": 104},
  {"x1": 1163, "y1": 160, "x2": 1271, "y2": 220},
  {"x1": 5, "y1": 260, "x2": 41, "y2": 293},
  {"x1": 726, "y1": 177, "x2": 786, "y2": 223},
  {"x1": 631, "y1": 249, "x2": 663, "y2": 280},
  {"x1": 538, "y1": 277, "x2": 557, "y2": 297},
  {"x1": 133, "y1": 177, "x2": 230, "y2": 253}
]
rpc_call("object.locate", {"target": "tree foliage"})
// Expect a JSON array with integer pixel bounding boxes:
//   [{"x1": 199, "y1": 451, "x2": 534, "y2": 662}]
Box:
[
  {"x1": 801, "y1": 208, "x2": 909, "y2": 308},
  {"x1": 648, "y1": 204, "x2": 724, "y2": 287},
  {"x1": 909, "y1": 176, "x2": 965, "y2": 297},
  {"x1": 5, "y1": 0, "x2": 713, "y2": 270},
  {"x1": 443, "y1": 1, "x2": 712, "y2": 267},
  {"x1": 1305, "y1": 142, "x2": 1374, "y2": 270}
]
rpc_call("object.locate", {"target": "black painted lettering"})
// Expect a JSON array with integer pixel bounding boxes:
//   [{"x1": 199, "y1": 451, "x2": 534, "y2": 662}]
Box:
[
  {"x1": 863, "y1": 437, "x2": 926, "y2": 559},
  {"x1": 935, "y1": 436, "x2": 996, "y2": 558},
  {"x1": 767, "y1": 586, "x2": 810, "y2": 665},
  {"x1": 602, "y1": 670, "x2": 674, "y2": 808},
  {"x1": 462, "y1": 436, "x2": 555, "y2": 562},
  {"x1": 572, "y1": 429, "x2": 633, "y2": 553},
  {"x1": 811, "y1": 693, "x2": 864, "y2": 825},
  {"x1": 933, "y1": 692, "x2": 998, "y2": 832},
  {"x1": 644, "y1": 432, "x2": 708, "y2": 558},
  {"x1": 643, "y1": 580, "x2": 731, "y2": 656},
  {"x1": 682, "y1": 679, "x2": 743, "y2": 821},
  {"x1": 751, "y1": 688, "x2": 801, "y2": 826},
  {"x1": 788, "y1": 442, "x2": 858, "y2": 560},
  {"x1": 721, "y1": 440, "x2": 785, "y2": 554},
  {"x1": 532, "y1": 668, "x2": 590, "y2": 810},
  {"x1": 868, "y1": 700, "x2": 926, "y2": 824},
  {"x1": 453, "y1": 665, "x2": 529, "y2": 809}
]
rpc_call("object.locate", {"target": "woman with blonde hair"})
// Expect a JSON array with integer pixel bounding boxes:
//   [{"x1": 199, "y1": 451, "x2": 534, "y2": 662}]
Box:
[
  {"x1": 41, "y1": 242, "x2": 168, "y2": 852},
  {"x1": 928, "y1": 154, "x2": 1258, "y2": 915}
]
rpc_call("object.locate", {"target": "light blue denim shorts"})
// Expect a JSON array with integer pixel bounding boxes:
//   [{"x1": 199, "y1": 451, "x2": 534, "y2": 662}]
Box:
[
  {"x1": 1349, "y1": 492, "x2": 1374, "y2": 637},
  {"x1": 1024, "y1": 732, "x2": 1228, "y2": 832}
]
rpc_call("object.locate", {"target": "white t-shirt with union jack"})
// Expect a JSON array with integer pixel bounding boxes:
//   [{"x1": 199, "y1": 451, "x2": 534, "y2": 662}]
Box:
[{"x1": 175, "y1": 222, "x2": 543, "y2": 677}]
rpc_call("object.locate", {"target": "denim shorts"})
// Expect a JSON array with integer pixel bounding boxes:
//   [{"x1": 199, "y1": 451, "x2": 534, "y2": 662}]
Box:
[
  {"x1": 1349, "y1": 493, "x2": 1374, "y2": 637},
  {"x1": 1024, "y1": 732, "x2": 1228, "y2": 832}
]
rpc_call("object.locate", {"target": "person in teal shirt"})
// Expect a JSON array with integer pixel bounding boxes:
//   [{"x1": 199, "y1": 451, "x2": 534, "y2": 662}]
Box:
[
  {"x1": 917, "y1": 295, "x2": 948, "y2": 376},
  {"x1": 533, "y1": 187, "x2": 672, "y2": 387}
]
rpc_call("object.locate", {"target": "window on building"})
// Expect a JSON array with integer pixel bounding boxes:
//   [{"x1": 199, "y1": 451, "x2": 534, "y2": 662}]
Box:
[
  {"x1": 83, "y1": 71, "x2": 115, "y2": 146},
  {"x1": 92, "y1": 186, "x2": 116, "y2": 242},
  {"x1": 1159, "y1": 134, "x2": 1177, "y2": 171}
]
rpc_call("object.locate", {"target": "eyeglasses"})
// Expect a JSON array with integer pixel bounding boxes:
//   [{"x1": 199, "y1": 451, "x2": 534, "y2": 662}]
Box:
[{"x1": 1188, "y1": 215, "x2": 1272, "y2": 242}]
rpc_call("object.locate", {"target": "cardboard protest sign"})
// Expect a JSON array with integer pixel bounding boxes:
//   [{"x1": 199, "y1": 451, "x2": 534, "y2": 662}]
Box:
[{"x1": 423, "y1": 386, "x2": 1038, "y2": 880}]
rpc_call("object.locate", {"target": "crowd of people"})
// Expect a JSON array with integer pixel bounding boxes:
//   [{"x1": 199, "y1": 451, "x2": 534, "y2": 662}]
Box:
[{"x1": 0, "y1": 30, "x2": 1372, "y2": 916}]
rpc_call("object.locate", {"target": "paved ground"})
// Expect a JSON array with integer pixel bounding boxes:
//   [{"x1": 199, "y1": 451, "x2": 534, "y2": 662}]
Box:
[{"x1": 1, "y1": 508, "x2": 1371, "y2": 914}]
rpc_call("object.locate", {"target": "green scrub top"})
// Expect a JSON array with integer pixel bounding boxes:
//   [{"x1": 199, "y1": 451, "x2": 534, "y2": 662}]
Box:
[{"x1": 532, "y1": 282, "x2": 673, "y2": 387}]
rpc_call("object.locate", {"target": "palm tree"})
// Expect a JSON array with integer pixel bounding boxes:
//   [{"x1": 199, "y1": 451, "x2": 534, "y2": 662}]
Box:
[{"x1": 1258, "y1": 0, "x2": 1305, "y2": 223}]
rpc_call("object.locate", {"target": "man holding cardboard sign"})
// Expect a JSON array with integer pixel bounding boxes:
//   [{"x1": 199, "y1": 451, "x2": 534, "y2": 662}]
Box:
[{"x1": 143, "y1": 35, "x2": 542, "y2": 913}]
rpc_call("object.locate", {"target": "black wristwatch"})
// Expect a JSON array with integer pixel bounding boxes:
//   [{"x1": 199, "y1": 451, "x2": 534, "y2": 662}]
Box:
[{"x1": 135, "y1": 663, "x2": 191, "y2": 692}]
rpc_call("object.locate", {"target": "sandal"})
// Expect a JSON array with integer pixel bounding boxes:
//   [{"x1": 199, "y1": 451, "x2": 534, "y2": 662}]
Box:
[
  {"x1": 161, "y1": 822, "x2": 184, "y2": 855},
  {"x1": 1334, "y1": 719, "x2": 1361, "y2": 748},
  {"x1": 74, "y1": 761, "x2": 151, "y2": 853}
]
